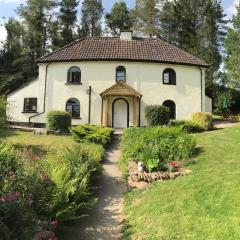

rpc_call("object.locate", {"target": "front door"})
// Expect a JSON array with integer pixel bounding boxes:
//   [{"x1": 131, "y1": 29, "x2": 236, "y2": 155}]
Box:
[{"x1": 112, "y1": 98, "x2": 129, "y2": 128}]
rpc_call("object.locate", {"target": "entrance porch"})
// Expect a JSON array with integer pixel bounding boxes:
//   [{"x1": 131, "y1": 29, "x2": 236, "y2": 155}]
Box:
[{"x1": 100, "y1": 82, "x2": 142, "y2": 128}]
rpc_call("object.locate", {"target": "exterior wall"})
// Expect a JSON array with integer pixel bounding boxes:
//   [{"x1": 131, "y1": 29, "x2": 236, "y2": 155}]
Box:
[
  {"x1": 7, "y1": 61, "x2": 206, "y2": 127},
  {"x1": 205, "y1": 96, "x2": 213, "y2": 113}
]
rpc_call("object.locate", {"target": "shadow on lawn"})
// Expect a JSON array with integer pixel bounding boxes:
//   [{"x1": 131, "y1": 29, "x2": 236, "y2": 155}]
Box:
[{"x1": 0, "y1": 128, "x2": 18, "y2": 138}]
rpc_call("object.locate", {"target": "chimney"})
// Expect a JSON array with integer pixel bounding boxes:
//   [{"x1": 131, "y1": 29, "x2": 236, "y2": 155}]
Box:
[{"x1": 120, "y1": 25, "x2": 133, "y2": 41}]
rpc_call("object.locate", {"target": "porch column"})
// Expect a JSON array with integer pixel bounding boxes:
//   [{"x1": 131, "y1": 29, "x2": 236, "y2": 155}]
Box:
[
  {"x1": 132, "y1": 96, "x2": 137, "y2": 127},
  {"x1": 103, "y1": 95, "x2": 109, "y2": 127}
]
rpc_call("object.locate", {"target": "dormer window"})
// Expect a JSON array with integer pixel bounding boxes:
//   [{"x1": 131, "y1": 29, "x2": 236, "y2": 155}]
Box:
[
  {"x1": 116, "y1": 66, "x2": 126, "y2": 82},
  {"x1": 163, "y1": 68, "x2": 176, "y2": 85},
  {"x1": 68, "y1": 67, "x2": 81, "y2": 84}
]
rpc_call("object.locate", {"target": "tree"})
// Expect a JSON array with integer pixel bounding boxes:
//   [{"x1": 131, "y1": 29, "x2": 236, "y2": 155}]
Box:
[
  {"x1": 166, "y1": 0, "x2": 226, "y2": 94},
  {"x1": 58, "y1": 0, "x2": 79, "y2": 47},
  {"x1": 224, "y1": 2, "x2": 240, "y2": 88},
  {"x1": 105, "y1": 1, "x2": 132, "y2": 36},
  {"x1": 80, "y1": 0, "x2": 104, "y2": 37},
  {"x1": 132, "y1": 0, "x2": 162, "y2": 37}
]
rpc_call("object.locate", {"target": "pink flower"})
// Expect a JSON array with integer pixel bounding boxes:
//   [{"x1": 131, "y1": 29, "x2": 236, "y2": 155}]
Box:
[
  {"x1": 51, "y1": 220, "x2": 58, "y2": 230},
  {"x1": 0, "y1": 192, "x2": 20, "y2": 203},
  {"x1": 169, "y1": 161, "x2": 181, "y2": 168},
  {"x1": 33, "y1": 231, "x2": 58, "y2": 240}
]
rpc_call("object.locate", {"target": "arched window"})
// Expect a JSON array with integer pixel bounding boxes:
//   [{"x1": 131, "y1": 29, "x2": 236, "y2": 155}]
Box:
[
  {"x1": 163, "y1": 100, "x2": 176, "y2": 119},
  {"x1": 66, "y1": 98, "x2": 80, "y2": 118},
  {"x1": 68, "y1": 67, "x2": 81, "y2": 83},
  {"x1": 116, "y1": 66, "x2": 126, "y2": 82},
  {"x1": 163, "y1": 68, "x2": 176, "y2": 85}
]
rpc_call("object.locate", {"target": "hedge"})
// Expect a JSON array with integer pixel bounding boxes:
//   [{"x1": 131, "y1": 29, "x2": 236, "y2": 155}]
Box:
[
  {"x1": 191, "y1": 112, "x2": 213, "y2": 131},
  {"x1": 145, "y1": 105, "x2": 170, "y2": 126},
  {"x1": 46, "y1": 110, "x2": 71, "y2": 134}
]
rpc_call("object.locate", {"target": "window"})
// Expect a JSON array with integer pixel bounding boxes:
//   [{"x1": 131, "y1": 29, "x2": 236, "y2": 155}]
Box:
[
  {"x1": 67, "y1": 67, "x2": 81, "y2": 83},
  {"x1": 66, "y1": 98, "x2": 80, "y2": 118},
  {"x1": 163, "y1": 100, "x2": 176, "y2": 119},
  {"x1": 163, "y1": 68, "x2": 176, "y2": 85},
  {"x1": 116, "y1": 66, "x2": 126, "y2": 82},
  {"x1": 23, "y1": 98, "x2": 37, "y2": 112}
]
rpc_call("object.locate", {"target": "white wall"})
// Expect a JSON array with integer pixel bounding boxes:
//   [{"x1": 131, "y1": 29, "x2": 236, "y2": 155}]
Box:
[
  {"x1": 205, "y1": 95, "x2": 213, "y2": 113},
  {"x1": 7, "y1": 61, "x2": 206, "y2": 126}
]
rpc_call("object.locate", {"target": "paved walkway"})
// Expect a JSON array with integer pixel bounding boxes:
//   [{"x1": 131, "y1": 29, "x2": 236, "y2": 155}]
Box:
[
  {"x1": 214, "y1": 121, "x2": 238, "y2": 129},
  {"x1": 59, "y1": 135, "x2": 126, "y2": 240}
]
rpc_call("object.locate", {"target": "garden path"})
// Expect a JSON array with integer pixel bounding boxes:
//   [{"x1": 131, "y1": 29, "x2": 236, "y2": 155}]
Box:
[{"x1": 59, "y1": 134, "x2": 126, "y2": 240}]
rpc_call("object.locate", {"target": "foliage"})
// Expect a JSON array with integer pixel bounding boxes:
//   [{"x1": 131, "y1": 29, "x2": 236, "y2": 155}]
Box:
[
  {"x1": 145, "y1": 105, "x2": 170, "y2": 126},
  {"x1": 120, "y1": 127, "x2": 196, "y2": 173},
  {"x1": 131, "y1": 0, "x2": 161, "y2": 37},
  {"x1": 46, "y1": 110, "x2": 71, "y2": 134},
  {"x1": 191, "y1": 112, "x2": 213, "y2": 131},
  {"x1": 42, "y1": 143, "x2": 104, "y2": 221},
  {"x1": 106, "y1": 1, "x2": 132, "y2": 36},
  {"x1": 0, "y1": 138, "x2": 104, "y2": 238},
  {"x1": 58, "y1": 0, "x2": 79, "y2": 47},
  {"x1": 71, "y1": 125, "x2": 113, "y2": 146},
  {"x1": 169, "y1": 120, "x2": 205, "y2": 133},
  {"x1": 224, "y1": 3, "x2": 240, "y2": 88},
  {"x1": 80, "y1": 0, "x2": 104, "y2": 37},
  {"x1": 0, "y1": 96, "x2": 7, "y2": 128},
  {"x1": 123, "y1": 124, "x2": 240, "y2": 240}
]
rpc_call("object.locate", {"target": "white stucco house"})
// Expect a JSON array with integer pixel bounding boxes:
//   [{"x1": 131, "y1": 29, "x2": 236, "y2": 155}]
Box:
[{"x1": 7, "y1": 30, "x2": 212, "y2": 129}]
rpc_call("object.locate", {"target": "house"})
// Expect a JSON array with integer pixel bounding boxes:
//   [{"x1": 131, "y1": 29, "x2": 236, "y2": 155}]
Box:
[{"x1": 7, "y1": 30, "x2": 212, "y2": 129}]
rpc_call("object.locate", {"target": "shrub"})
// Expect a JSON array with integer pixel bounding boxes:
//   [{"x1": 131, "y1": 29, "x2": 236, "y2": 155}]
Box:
[
  {"x1": 120, "y1": 127, "x2": 196, "y2": 173},
  {"x1": 145, "y1": 105, "x2": 170, "y2": 126},
  {"x1": 191, "y1": 112, "x2": 213, "y2": 131},
  {"x1": 43, "y1": 143, "x2": 104, "y2": 221},
  {"x1": 169, "y1": 120, "x2": 204, "y2": 133},
  {"x1": 46, "y1": 111, "x2": 71, "y2": 134},
  {"x1": 71, "y1": 125, "x2": 113, "y2": 146}
]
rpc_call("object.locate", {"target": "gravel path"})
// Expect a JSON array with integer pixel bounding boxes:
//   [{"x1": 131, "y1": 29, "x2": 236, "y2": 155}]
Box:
[
  {"x1": 214, "y1": 121, "x2": 238, "y2": 129},
  {"x1": 59, "y1": 135, "x2": 126, "y2": 240}
]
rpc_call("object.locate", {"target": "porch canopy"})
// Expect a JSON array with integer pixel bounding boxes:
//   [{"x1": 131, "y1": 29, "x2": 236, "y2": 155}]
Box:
[{"x1": 100, "y1": 81, "x2": 142, "y2": 127}]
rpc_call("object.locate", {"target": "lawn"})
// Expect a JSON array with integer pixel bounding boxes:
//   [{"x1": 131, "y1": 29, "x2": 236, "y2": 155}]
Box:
[
  {"x1": 0, "y1": 128, "x2": 75, "y2": 155},
  {"x1": 123, "y1": 124, "x2": 240, "y2": 240}
]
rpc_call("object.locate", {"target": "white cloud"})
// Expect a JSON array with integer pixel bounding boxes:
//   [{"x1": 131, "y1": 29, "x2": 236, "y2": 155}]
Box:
[{"x1": 226, "y1": 0, "x2": 239, "y2": 17}]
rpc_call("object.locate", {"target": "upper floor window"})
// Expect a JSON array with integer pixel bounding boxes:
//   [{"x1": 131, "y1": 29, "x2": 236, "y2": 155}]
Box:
[
  {"x1": 163, "y1": 68, "x2": 176, "y2": 85},
  {"x1": 116, "y1": 66, "x2": 126, "y2": 82},
  {"x1": 68, "y1": 67, "x2": 81, "y2": 83},
  {"x1": 23, "y1": 98, "x2": 37, "y2": 113},
  {"x1": 66, "y1": 98, "x2": 80, "y2": 118}
]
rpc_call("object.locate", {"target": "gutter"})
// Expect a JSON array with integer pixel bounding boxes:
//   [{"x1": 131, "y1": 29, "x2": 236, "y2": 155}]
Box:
[{"x1": 29, "y1": 63, "x2": 51, "y2": 125}]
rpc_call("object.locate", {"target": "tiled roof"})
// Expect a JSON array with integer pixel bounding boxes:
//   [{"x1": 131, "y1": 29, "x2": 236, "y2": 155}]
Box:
[{"x1": 36, "y1": 37, "x2": 208, "y2": 67}]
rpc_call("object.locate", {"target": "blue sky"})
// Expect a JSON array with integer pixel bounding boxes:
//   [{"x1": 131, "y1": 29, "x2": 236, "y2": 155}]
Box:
[{"x1": 0, "y1": 0, "x2": 238, "y2": 41}]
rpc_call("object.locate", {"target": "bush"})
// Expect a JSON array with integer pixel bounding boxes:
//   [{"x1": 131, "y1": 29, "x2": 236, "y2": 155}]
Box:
[
  {"x1": 169, "y1": 120, "x2": 205, "y2": 133},
  {"x1": 120, "y1": 127, "x2": 196, "y2": 173},
  {"x1": 71, "y1": 125, "x2": 113, "y2": 146},
  {"x1": 46, "y1": 111, "x2": 71, "y2": 134},
  {"x1": 0, "y1": 141, "x2": 104, "y2": 238},
  {"x1": 191, "y1": 112, "x2": 213, "y2": 131},
  {"x1": 145, "y1": 105, "x2": 170, "y2": 126}
]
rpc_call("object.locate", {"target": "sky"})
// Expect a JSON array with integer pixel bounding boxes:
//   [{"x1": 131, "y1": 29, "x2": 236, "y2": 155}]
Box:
[{"x1": 0, "y1": 0, "x2": 239, "y2": 42}]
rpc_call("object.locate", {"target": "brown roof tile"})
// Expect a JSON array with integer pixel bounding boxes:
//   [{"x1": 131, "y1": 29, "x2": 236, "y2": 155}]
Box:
[{"x1": 36, "y1": 37, "x2": 208, "y2": 67}]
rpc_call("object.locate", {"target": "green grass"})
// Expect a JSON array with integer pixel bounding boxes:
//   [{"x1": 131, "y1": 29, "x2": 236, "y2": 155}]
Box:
[
  {"x1": 123, "y1": 124, "x2": 240, "y2": 240},
  {"x1": 0, "y1": 128, "x2": 75, "y2": 156}
]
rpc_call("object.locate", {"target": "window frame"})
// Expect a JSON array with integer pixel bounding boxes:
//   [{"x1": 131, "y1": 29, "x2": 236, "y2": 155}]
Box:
[
  {"x1": 67, "y1": 66, "x2": 82, "y2": 84},
  {"x1": 116, "y1": 66, "x2": 126, "y2": 82},
  {"x1": 66, "y1": 98, "x2": 81, "y2": 119},
  {"x1": 23, "y1": 98, "x2": 38, "y2": 113},
  {"x1": 162, "y1": 68, "x2": 176, "y2": 85}
]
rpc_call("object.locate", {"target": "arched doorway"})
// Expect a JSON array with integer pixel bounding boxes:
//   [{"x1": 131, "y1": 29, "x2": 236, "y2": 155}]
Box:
[
  {"x1": 163, "y1": 100, "x2": 176, "y2": 119},
  {"x1": 112, "y1": 98, "x2": 129, "y2": 128}
]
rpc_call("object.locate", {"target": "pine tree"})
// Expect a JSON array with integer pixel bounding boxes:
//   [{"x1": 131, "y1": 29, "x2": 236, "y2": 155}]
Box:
[
  {"x1": 105, "y1": 1, "x2": 132, "y2": 36},
  {"x1": 132, "y1": 0, "x2": 162, "y2": 37},
  {"x1": 224, "y1": 2, "x2": 240, "y2": 88},
  {"x1": 166, "y1": 0, "x2": 226, "y2": 94},
  {"x1": 58, "y1": 0, "x2": 79, "y2": 46},
  {"x1": 80, "y1": 0, "x2": 104, "y2": 37}
]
